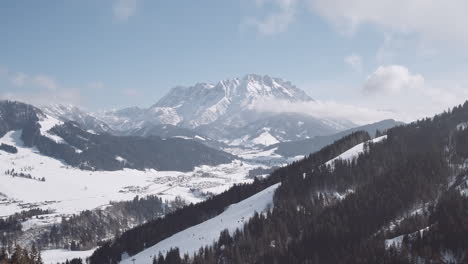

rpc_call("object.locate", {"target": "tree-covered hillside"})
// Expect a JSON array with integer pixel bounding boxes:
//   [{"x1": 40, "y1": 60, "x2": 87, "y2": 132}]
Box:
[{"x1": 91, "y1": 102, "x2": 468, "y2": 264}]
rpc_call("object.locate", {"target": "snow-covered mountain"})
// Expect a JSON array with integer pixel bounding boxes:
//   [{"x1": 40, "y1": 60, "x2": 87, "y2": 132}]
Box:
[
  {"x1": 41, "y1": 104, "x2": 113, "y2": 134},
  {"x1": 151, "y1": 74, "x2": 313, "y2": 129},
  {"x1": 78, "y1": 74, "x2": 353, "y2": 142}
]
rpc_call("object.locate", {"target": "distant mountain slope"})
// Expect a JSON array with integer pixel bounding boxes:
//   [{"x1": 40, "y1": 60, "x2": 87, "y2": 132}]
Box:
[
  {"x1": 41, "y1": 104, "x2": 113, "y2": 134},
  {"x1": 268, "y1": 119, "x2": 403, "y2": 157},
  {"x1": 223, "y1": 112, "x2": 354, "y2": 146},
  {"x1": 49, "y1": 122, "x2": 234, "y2": 171},
  {"x1": 1, "y1": 100, "x2": 234, "y2": 172},
  {"x1": 127, "y1": 123, "x2": 227, "y2": 150}
]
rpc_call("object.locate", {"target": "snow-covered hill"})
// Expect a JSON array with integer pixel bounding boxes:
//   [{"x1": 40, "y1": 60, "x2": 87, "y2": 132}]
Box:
[{"x1": 120, "y1": 184, "x2": 280, "y2": 264}]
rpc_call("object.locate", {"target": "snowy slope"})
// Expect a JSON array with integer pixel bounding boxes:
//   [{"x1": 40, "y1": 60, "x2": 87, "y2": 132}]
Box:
[
  {"x1": 42, "y1": 248, "x2": 97, "y2": 264},
  {"x1": 38, "y1": 114, "x2": 65, "y2": 143},
  {"x1": 251, "y1": 131, "x2": 280, "y2": 146},
  {"x1": 120, "y1": 183, "x2": 280, "y2": 263},
  {"x1": 325, "y1": 135, "x2": 387, "y2": 168}
]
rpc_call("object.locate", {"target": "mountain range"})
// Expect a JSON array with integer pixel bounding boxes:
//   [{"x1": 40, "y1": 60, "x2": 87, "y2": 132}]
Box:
[{"x1": 41, "y1": 74, "x2": 357, "y2": 146}]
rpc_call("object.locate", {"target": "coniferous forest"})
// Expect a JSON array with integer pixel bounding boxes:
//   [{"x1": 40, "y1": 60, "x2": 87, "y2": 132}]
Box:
[{"x1": 89, "y1": 102, "x2": 468, "y2": 263}]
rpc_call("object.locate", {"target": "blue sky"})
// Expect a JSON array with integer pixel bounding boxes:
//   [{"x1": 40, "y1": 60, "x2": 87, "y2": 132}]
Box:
[{"x1": 1, "y1": 0, "x2": 468, "y2": 123}]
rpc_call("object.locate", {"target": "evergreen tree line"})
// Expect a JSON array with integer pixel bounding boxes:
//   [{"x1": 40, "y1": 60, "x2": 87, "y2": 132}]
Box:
[
  {"x1": 89, "y1": 131, "x2": 371, "y2": 264},
  {"x1": 1, "y1": 209, "x2": 52, "y2": 249},
  {"x1": 392, "y1": 189, "x2": 468, "y2": 261},
  {"x1": 36, "y1": 195, "x2": 171, "y2": 251},
  {"x1": 127, "y1": 102, "x2": 468, "y2": 263},
  {"x1": 172, "y1": 102, "x2": 468, "y2": 263},
  {"x1": 0, "y1": 245, "x2": 43, "y2": 264},
  {"x1": 0, "y1": 143, "x2": 17, "y2": 154}
]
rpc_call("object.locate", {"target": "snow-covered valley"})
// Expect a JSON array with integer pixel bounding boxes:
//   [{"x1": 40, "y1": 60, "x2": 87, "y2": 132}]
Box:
[
  {"x1": 0, "y1": 128, "x2": 289, "y2": 263},
  {"x1": 0, "y1": 131, "x2": 277, "y2": 217}
]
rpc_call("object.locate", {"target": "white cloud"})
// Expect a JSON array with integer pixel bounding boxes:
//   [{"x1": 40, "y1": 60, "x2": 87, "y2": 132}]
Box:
[
  {"x1": 11, "y1": 72, "x2": 28, "y2": 87},
  {"x1": 252, "y1": 98, "x2": 400, "y2": 124},
  {"x1": 344, "y1": 54, "x2": 362, "y2": 72},
  {"x1": 308, "y1": 0, "x2": 468, "y2": 46},
  {"x1": 113, "y1": 0, "x2": 138, "y2": 21},
  {"x1": 363, "y1": 65, "x2": 424, "y2": 94},
  {"x1": 33, "y1": 75, "x2": 58, "y2": 91},
  {"x1": 247, "y1": 0, "x2": 468, "y2": 47},
  {"x1": 357, "y1": 65, "x2": 468, "y2": 122},
  {"x1": 247, "y1": 0, "x2": 298, "y2": 35}
]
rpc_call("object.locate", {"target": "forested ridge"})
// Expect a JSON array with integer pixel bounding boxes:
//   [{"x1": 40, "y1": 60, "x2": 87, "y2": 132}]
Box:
[
  {"x1": 176, "y1": 102, "x2": 468, "y2": 264},
  {"x1": 89, "y1": 131, "x2": 371, "y2": 264},
  {"x1": 91, "y1": 102, "x2": 468, "y2": 264},
  {"x1": 0, "y1": 245, "x2": 43, "y2": 264}
]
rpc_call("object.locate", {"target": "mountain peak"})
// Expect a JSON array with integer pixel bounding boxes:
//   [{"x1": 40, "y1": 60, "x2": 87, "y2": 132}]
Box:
[{"x1": 147, "y1": 74, "x2": 313, "y2": 129}]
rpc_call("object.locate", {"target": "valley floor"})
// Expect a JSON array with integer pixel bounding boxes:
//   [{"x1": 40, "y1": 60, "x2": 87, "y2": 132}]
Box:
[{"x1": 0, "y1": 130, "x2": 267, "y2": 218}]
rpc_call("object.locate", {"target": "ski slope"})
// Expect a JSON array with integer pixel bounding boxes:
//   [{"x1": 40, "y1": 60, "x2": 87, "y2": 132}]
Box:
[
  {"x1": 120, "y1": 183, "x2": 280, "y2": 264},
  {"x1": 325, "y1": 135, "x2": 387, "y2": 168}
]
